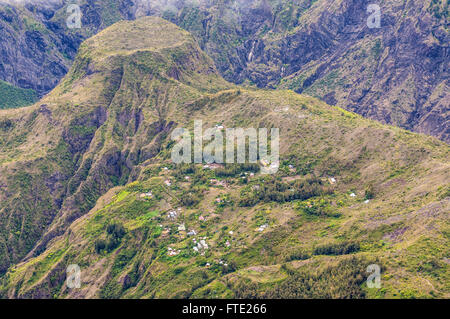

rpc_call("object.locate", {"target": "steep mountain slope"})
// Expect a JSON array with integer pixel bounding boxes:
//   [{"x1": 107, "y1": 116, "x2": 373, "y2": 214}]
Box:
[
  {"x1": 0, "y1": 1, "x2": 74, "y2": 95},
  {"x1": 0, "y1": 15, "x2": 230, "y2": 275},
  {"x1": 0, "y1": 17, "x2": 449, "y2": 299},
  {"x1": 0, "y1": 0, "x2": 143, "y2": 96},
  {"x1": 0, "y1": 0, "x2": 448, "y2": 141}
]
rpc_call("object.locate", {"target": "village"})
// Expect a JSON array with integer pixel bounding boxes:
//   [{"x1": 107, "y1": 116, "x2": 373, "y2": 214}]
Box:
[{"x1": 127, "y1": 158, "x2": 371, "y2": 272}]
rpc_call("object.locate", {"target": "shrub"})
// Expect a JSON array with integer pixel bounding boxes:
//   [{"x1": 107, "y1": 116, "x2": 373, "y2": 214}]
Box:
[
  {"x1": 233, "y1": 280, "x2": 259, "y2": 299},
  {"x1": 262, "y1": 257, "x2": 372, "y2": 299},
  {"x1": 95, "y1": 239, "x2": 106, "y2": 253},
  {"x1": 239, "y1": 177, "x2": 332, "y2": 207},
  {"x1": 107, "y1": 222, "x2": 126, "y2": 239},
  {"x1": 94, "y1": 222, "x2": 127, "y2": 253},
  {"x1": 285, "y1": 249, "x2": 310, "y2": 261},
  {"x1": 313, "y1": 241, "x2": 360, "y2": 256},
  {"x1": 365, "y1": 184, "x2": 376, "y2": 200},
  {"x1": 106, "y1": 237, "x2": 120, "y2": 252},
  {"x1": 181, "y1": 191, "x2": 202, "y2": 207}
]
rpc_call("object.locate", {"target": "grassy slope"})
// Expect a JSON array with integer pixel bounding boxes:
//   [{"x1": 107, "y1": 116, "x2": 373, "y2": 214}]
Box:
[
  {"x1": 0, "y1": 16, "x2": 448, "y2": 299},
  {"x1": 0, "y1": 16, "x2": 230, "y2": 276},
  {"x1": 0, "y1": 80, "x2": 37, "y2": 109}
]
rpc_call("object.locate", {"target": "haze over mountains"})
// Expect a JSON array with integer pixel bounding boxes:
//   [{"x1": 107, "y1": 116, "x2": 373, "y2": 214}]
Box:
[
  {"x1": 0, "y1": 0, "x2": 448, "y2": 141},
  {"x1": 0, "y1": 16, "x2": 448, "y2": 299}
]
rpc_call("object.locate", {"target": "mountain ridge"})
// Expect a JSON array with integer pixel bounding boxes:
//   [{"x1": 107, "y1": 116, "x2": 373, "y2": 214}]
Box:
[
  {"x1": 0, "y1": 16, "x2": 449, "y2": 299},
  {"x1": 0, "y1": 0, "x2": 448, "y2": 141}
]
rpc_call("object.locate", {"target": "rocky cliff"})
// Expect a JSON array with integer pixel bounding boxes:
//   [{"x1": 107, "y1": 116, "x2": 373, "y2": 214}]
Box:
[
  {"x1": 0, "y1": 0, "x2": 448, "y2": 140},
  {"x1": 0, "y1": 16, "x2": 449, "y2": 299}
]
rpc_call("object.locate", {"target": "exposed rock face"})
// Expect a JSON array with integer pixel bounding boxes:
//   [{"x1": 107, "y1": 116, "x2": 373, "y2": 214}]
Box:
[
  {"x1": 0, "y1": 2, "x2": 71, "y2": 94},
  {"x1": 0, "y1": 0, "x2": 448, "y2": 141},
  {"x1": 0, "y1": 16, "x2": 449, "y2": 299},
  {"x1": 0, "y1": 0, "x2": 134, "y2": 96},
  {"x1": 165, "y1": 0, "x2": 449, "y2": 141},
  {"x1": 0, "y1": 16, "x2": 230, "y2": 274}
]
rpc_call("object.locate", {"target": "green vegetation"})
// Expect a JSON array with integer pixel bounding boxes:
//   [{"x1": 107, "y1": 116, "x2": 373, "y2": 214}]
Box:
[
  {"x1": 0, "y1": 80, "x2": 37, "y2": 109},
  {"x1": 0, "y1": 16, "x2": 448, "y2": 300},
  {"x1": 313, "y1": 241, "x2": 360, "y2": 256},
  {"x1": 263, "y1": 257, "x2": 375, "y2": 299},
  {"x1": 239, "y1": 176, "x2": 331, "y2": 207}
]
